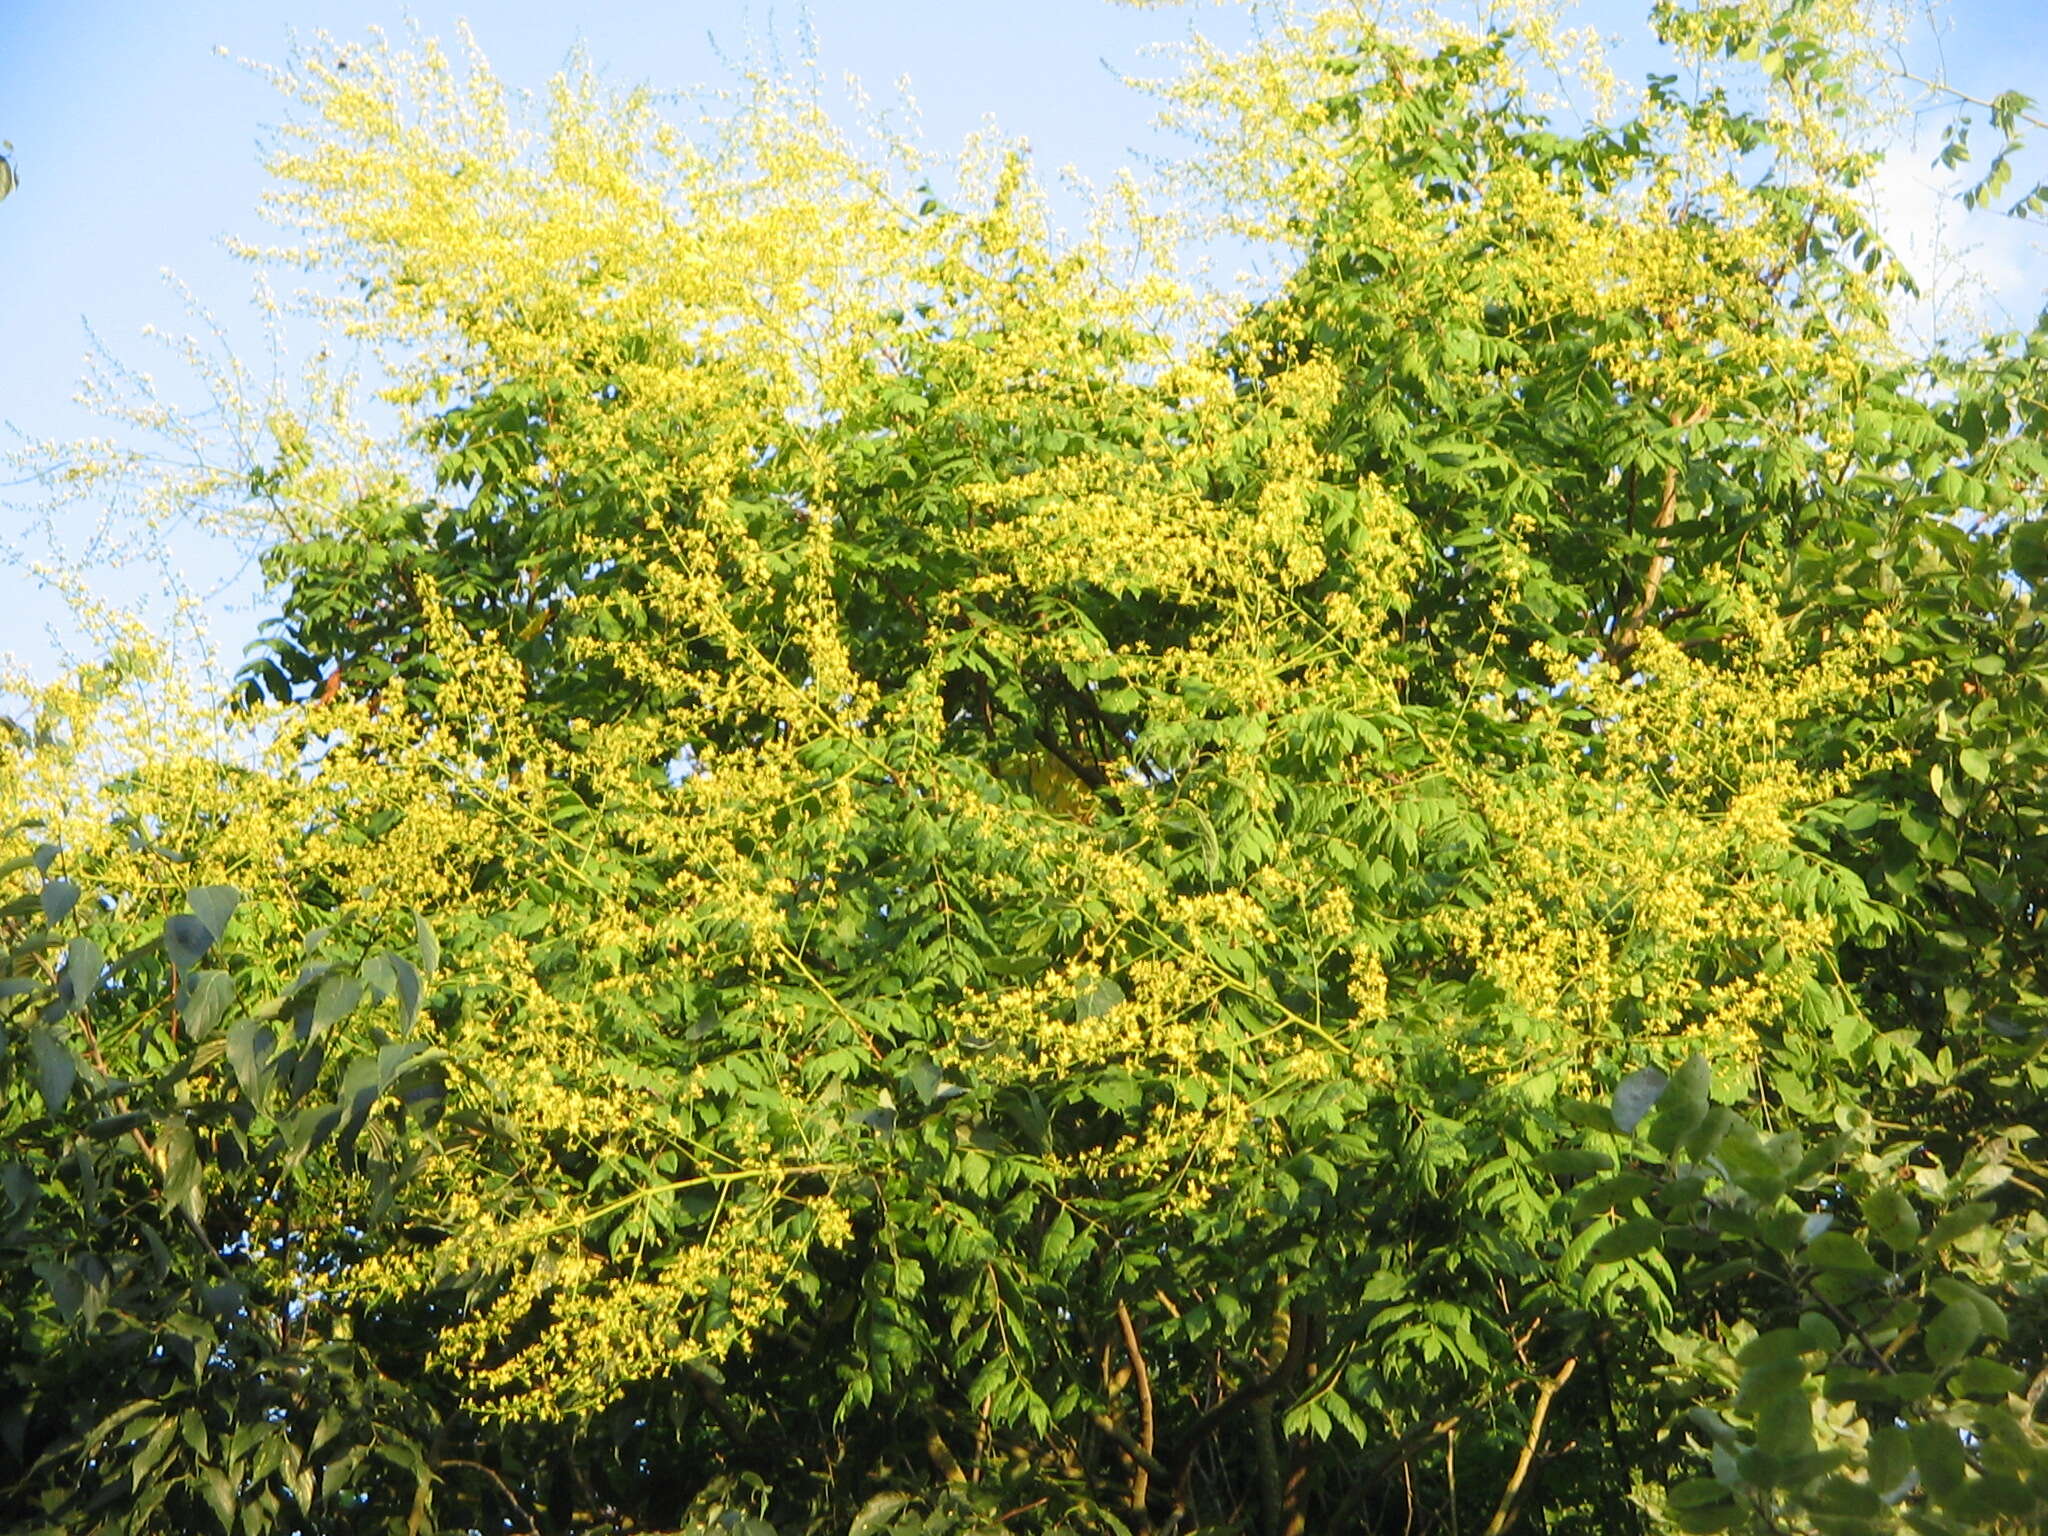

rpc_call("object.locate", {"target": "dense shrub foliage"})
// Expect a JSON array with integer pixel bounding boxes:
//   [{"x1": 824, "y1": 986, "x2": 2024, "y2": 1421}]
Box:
[{"x1": 7, "y1": 3, "x2": 2048, "y2": 1532}]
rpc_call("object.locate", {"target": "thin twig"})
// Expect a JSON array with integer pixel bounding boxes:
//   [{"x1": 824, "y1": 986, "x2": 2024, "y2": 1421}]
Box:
[
  {"x1": 1894, "y1": 69, "x2": 2048, "y2": 135},
  {"x1": 438, "y1": 1459, "x2": 536, "y2": 1534}
]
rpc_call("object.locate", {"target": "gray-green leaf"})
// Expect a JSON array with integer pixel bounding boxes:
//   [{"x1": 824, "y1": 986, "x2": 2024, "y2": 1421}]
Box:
[
  {"x1": 29, "y1": 1025, "x2": 75, "y2": 1115},
  {"x1": 59, "y1": 937, "x2": 103, "y2": 1014},
  {"x1": 39, "y1": 878, "x2": 78, "y2": 925},
  {"x1": 182, "y1": 971, "x2": 234, "y2": 1039},
  {"x1": 312, "y1": 974, "x2": 363, "y2": 1032},
  {"x1": 1612, "y1": 1066, "x2": 1669, "y2": 1134},
  {"x1": 185, "y1": 885, "x2": 240, "y2": 944}
]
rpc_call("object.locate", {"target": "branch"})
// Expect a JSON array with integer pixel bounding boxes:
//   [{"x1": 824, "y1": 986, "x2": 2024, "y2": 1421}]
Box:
[
  {"x1": 1092, "y1": 1414, "x2": 1172, "y2": 1481},
  {"x1": 1610, "y1": 403, "x2": 1714, "y2": 667},
  {"x1": 683, "y1": 1361, "x2": 747, "y2": 1443},
  {"x1": 1894, "y1": 69, "x2": 2048, "y2": 136},
  {"x1": 1117, "y1": 1300, "x2": 1158, "y2": 1524},
  {"x1": 1169, "y1": 1302, "x2": 1310, "y2": 1496},
  {"x1": 1795, "y1": 1272, "x2": 1906, "y2": 1380},
  {"x1": 1033, "y1": 725, "x2": 1109, "y2": 791},
  {"x1": 1480, "y1": 1357, "x2": 1578, "y2": 1536},
  {"x1": 926, "y1": 1426, "x2": 967, "y2": 1485},
  {"x1": 1252, "y1": 1392, "x2": 1284, "y2": 1536}
]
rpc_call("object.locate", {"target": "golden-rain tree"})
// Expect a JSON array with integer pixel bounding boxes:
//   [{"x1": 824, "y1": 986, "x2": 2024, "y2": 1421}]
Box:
[{"x1": 7, "y1": 3, "x2": 2048, "y2": 1533}]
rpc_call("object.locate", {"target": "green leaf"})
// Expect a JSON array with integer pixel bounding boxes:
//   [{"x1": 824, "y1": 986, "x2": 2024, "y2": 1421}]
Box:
[
  {"x1": 1688, "y1": 1407, "x2": 1740, "y2": 1448},
  {"x1": 1645, "y1": 1054, "x2": 1711, "y2": 1154},
  {"x1": 1868, "y1": 1423, "x2": 1914, "y2": 1502},
  {"x1": 1797, "y1": 1311, "x2": 1841, "y2": 1355},
  {"x1": 1588, "y1": 1215, "x2": 1664, "y2": 1264},
  {"x1": 0, "y1": 1161, "x2": 37, "y2": 1215},
  {"x1": 39, "y1": 878, "x2": 78, "y2": 924},
  {"x1": 389, "y1": 954, "x2": 423, "y2": 1031},
  {"x1": 1950, "y1": 1356, "x2": 2024, "y2": 1397},
  {"x1": 1911, "y1": 1419, "x2": 1967, "y2": 1496},
  {"x1": 28, "y1": 1025, "x2": 75, "y2": 1115},
  {"x1": 1929, "y1": 1201, "x2": 1995, "y2": 1246},
  {"x1": 1754, "y1": 1384, "x2": 1816, "y2": 1458},
  {"x1": 1569, "y1": 1171, "x2": 1657, "y2": 1221},
  {"x1": 413, "y1": 912, "x2": 440, "y2": 977},
  {"x1": 1717, "y1": 1123, "x2": 1788, "y2": 1202},
  {"x1": 363, "y1": 952, "x2": 424, "y2": 1033},
  {"x1": 182, "y1": 971, "x2": 234, "y2": 1038},
  {"x1": 84, "y1": 1110, "x2": 151, "y2": 1139},
  {"x1": 1804, "y1": 1232, "x2": 1884, "y2": 1273},
  {"x1": 159, "y1": 1122, "x2": 203, "y2": 1220},
  {"x1": 34, "y1": 1259, "x2": 84, "y2": 1322},
  {"x1": 1737, "y1": 1328, "x2": 1813, "y2": 1368},
  {"x1": 200, "y1": 1464, "x2": 236, "y2": 1533},
  {"x1": 1927, "y1": 1276, "x2": 2007, "y2": 1339},
  {"x1": 1864, "y1": 1185, "x2": 1920, "y2": 1250},
  {"x1": 1536, "y1": 1149, "x2": 1614, "y2": 1178},
  {"x1": 1665, "y1": 1478, "x2": 1733, "y2": 1512},
  {"x1": 1668, "y1": 1505, "x2": 1741, "y2": 1534},
  {"x1": 1803, "y1": 1471, "x2": 1880, "y2": 1517},
  {"x1": 851, "y1": 1493, "x2": 914, "y2": 1536},
  {"x1": 2012, "y1": 520, "x2": 2048, "y2": 584},
  {"x1": 1946, "y1": 1472, "x2": 2039, "y2": 1522},
  {"x1": 1555, "y1": 1097, "x2": 1620, "y2": 1133},
  {"x1": 1926, "y1": 1300, "x2": 1981, "y2": 1367},
  {"x1": 1680, "y1": 1105, "x2": 1738, "y2": 1161},
  {"x1": 1075, "y1": 975, "x2": 1125, "y2": 1020},
  {"x1": 906, "y1": 1055, "x2": 944, "y2": 1105}
]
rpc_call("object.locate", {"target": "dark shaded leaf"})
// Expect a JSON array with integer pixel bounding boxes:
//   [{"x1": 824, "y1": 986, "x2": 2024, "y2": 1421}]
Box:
[
  {"x1": 163, "y1": 913, "x2": 216, "y2": 971},
  {"x1": 28, "y1": 1025, "x2": 75, "y2": 1115}
]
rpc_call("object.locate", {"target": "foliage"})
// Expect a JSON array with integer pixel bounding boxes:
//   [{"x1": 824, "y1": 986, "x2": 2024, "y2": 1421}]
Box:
[
  {"x1": 1577, "y1": 1056, "x2": 2048, "y2": 1534},
  {"x1": 2, "y1": 846, "x2": 444, "y2": 1536},
  {"x1": 5, "y1": 3, "x2": 2048, "y2": 1534}
]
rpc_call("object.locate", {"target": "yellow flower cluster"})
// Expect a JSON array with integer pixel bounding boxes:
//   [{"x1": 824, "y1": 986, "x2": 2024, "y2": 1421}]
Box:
[{"x1": 1433, "y1": 600, "x2": 1909, "y2": 1083}]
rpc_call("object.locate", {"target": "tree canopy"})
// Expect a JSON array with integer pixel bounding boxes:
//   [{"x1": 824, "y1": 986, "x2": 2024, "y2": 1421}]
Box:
[{"x1": 7, "y1": 4, "x2": 2048, "y2": 1534}]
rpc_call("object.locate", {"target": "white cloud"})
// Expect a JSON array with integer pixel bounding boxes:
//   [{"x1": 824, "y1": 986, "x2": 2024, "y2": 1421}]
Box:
[{"x1": 1862, "y1": 142, "x2": 2044, "y2": 347}]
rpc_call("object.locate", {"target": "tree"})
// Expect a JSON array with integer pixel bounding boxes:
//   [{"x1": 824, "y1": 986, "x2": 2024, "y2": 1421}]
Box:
[{"x1": 6, "y1": 4, "x2": 2048, "y2": 1533}]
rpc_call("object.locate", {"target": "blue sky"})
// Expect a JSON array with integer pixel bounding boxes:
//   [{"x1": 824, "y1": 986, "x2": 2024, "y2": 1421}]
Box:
[{"x1": 2, "y1": 1, "x2": 2042, "y2": 689}]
